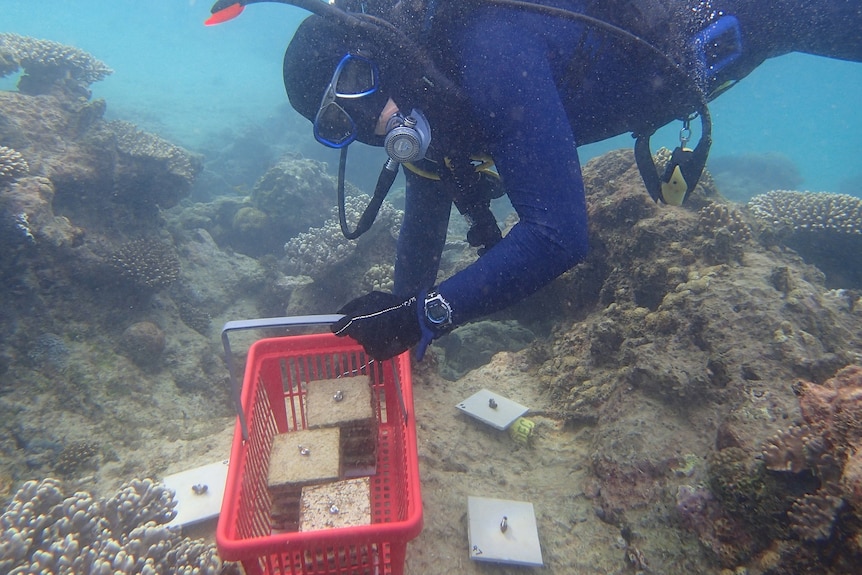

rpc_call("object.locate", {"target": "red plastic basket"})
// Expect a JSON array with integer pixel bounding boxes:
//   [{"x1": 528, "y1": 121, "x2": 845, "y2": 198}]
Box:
[{"x1": 217, "y1": 333, "x2": 423, "y2": 575}]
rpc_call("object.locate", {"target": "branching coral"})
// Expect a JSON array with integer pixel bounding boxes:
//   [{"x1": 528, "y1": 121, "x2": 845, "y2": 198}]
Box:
[
  {"x1": 0, "y1": 33, "x2": 112, "y2": 94},
  {"x1": 762, "y1": 424, "x2": 817, "y2": 474},
  {"x1": 283, "y1": 194, "x2": 402, "y2": 279},
  {"x1": 0, "y1": 477, "x2": 237, "y2": 575},
  {"x1": 698, "y1": 202, "x2": 753, "y2": 243},
  {"x1": 748, "y1": 190, "x2": 862, "y2": 235},
  {"x1": 697, "y1": 201, "x2": 754, "y2": 263},
  {"x1": 0, "y1": 145, "x2": 29, "y2": 182},
  {"x1": 54, "y1": 441, "x2": 100, "y2": 477},
  {"x1": 787, "y1": 490, "x2": 844, "y2": 542},
  {"x1": 749, "y1": 191, "x2": 862, "y2": 287},
  {"x1": 110, "y1": 239, "x2": 181, "y2": 291}
]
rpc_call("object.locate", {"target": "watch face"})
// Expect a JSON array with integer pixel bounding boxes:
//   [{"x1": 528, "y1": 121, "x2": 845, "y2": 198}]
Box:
[
  {"x1": 427, "y1": 301, "x2": 447, "y2": 323},
  {"x1": 425, "y1": 294, "x2": 451, "y2": 325}
]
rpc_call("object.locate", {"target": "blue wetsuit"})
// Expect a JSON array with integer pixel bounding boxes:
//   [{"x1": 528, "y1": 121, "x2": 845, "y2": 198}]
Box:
[{"x1": 393, "y1": 0, "x2": 862, "y2": 330}]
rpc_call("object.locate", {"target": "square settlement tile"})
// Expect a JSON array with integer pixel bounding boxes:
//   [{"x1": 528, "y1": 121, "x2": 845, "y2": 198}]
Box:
[
  {"x1": 467, "y1": 496, "x2": 543, "y2": 567},
  {"x1": 456, "y1": 389, "x2": 529, "y2": 430},
  {"x1": 163, "y1": 460, "x2": 229, "y2": 528}
]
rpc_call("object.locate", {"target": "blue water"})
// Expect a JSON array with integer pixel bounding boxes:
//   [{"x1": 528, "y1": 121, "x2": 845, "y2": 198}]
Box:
[{"x1": 3, "y1": 0, "x2": 862, "y2": 195}]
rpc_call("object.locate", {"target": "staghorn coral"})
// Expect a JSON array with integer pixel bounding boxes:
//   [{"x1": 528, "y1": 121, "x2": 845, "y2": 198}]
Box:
[
  {"x1": 0, "y1": 145, "x2": 29, "y2": 182},
  {"x1": 110, "y1": 239, "x2": 180, "y2": 291},
  {"x1": 0, "y1": 477, "x2": 236, "y2": 575},
  {"x1": 748, "y1": 190, "x2": 862, "y2": 235},
  {"x1": 283, "y1": 194, "x2": 402, "y2": 279},
  {"x1": 0, "y1": 33, "x2": 112, "y2": 95}
]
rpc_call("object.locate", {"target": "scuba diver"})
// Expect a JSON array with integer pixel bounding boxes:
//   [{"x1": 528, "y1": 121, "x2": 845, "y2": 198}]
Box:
[{"x1": 207, "y1": 0, "x2": 862, "y2": 361}]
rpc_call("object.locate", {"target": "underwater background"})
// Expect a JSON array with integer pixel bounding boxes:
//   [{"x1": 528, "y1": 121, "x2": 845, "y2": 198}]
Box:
[{"x1": 3, "y1": 2, "x2": 862, "y2": 575}]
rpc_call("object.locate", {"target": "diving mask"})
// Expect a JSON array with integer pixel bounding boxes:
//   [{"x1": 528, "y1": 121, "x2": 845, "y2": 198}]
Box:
[{"x1": 313, "y1": 53, "x2": 381, "y2": 148}]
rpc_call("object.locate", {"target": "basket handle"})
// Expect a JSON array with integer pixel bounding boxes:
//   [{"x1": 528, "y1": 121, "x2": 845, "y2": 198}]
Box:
[{"x1": 221, "y1": 315, "x2": 344, "y2": 441}]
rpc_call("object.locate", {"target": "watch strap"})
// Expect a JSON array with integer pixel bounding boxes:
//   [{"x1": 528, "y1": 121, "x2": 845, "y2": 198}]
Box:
[{"x1": 415, "y1": 289, "x2": 436, "y2": 361}]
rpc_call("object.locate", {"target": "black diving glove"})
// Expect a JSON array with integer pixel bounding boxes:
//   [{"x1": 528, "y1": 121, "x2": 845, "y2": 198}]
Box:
[{"x1": 331, "y1": 291, "x2": 421, "y2": 361}]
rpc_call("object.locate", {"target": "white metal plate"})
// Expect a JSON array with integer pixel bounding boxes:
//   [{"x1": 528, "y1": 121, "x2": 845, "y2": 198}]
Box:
[
  {"x1": 456, "y1": 389, "x2": 529, "y2": 430},
  {"x1": 163, "y1": 460, "x2": 229, "y2": 527},
  {"x1": 467, "y1": 496, "x2": 543, "y2": 567}
]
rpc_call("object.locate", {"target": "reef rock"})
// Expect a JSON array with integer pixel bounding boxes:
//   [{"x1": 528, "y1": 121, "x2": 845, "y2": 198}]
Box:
[
  {"x1": 524, "y1": 149, "x2": 862, "y2": 573},
  {"x1": 119, "y1": 321, "x2": 166, "y2": 368}
]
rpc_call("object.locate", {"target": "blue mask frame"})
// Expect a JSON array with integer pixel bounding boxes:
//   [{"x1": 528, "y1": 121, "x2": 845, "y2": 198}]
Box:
[{"x1": 313, "y1": 53, "x2": 380, "y2": 148}]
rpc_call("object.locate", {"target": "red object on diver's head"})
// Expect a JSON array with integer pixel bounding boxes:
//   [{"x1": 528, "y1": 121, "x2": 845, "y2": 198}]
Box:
[{"x1": 205, "y1": 2, "x2": 245, "y2": 26}]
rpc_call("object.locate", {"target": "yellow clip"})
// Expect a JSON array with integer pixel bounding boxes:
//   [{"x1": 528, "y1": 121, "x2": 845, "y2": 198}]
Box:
[
  {"x1": 660, "y1": 164, "x2": 688, "y2": 206},
  {"x1": 509, "y1": 417, "x2": 535, "y2": 445},
  {"x1": 404, "y1": 155, "x2": 500, "y2": 182}
]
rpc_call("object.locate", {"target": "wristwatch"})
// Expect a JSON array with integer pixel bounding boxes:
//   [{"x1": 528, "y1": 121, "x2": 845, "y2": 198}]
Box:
[{"x1": 424, "y1": 291, "x2": 452, "y2": 327}]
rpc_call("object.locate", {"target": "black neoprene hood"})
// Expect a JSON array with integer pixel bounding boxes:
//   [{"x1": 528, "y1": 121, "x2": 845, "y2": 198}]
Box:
[{"x1": 283, "y1": 14, "x2": 389, "y2": 145}]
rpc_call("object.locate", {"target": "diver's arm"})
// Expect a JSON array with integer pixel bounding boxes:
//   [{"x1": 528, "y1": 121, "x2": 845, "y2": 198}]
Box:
[
  {"x1": 713, "y1": 0, "x2": 862, "y2": 63},
  {"x1": 393, "y1": 169, "x2": 452, "y2": 297},
  {"x1": 434, "y1": 13, "x2": 589, "y2": 325}
]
